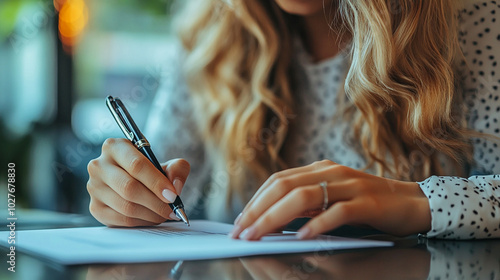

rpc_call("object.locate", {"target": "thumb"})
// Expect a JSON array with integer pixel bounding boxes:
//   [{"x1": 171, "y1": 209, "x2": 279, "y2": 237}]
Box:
[{"x1": 161, "y1": 158, "x2": 190, "y2": 195}]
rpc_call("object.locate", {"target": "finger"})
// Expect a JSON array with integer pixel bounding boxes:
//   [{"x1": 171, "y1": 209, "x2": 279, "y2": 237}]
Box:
[
  {"x1": 240, "y1": 160, "x2": 337, "y2": 218},
  {"x1": 239, "y1": 185, "x2": 325, "y2": 240},
  {"x1": 91, "y1": 180, "x2": 169, "y2": 224},
  {"x1": 240, "y1": 163, "x2": 324, "y2": 215},
  {"x1": 296, "y1": 200, "x2": 364, "y2": 239},
  {"x1": 103, "y1": 138, "x2": 178, "y2": 204},
  {"x1": 161, "y1": 158, "x2": 190, "y2": 194},
  {"x1": 301, "y1": 209, "x2": 323, "y2": 217},
  {"x1": 98, "y1": 161, "x2": 174, "y2": 219},
  {"x1": 90, "y1": 200, "x2": 159, "y2": 227},
  {"x1": 233, "y1": 171, "x2": 326, "y2": 238},
  {"x1": 233, "y1": 175, "x2": 356, "y2": 239}
]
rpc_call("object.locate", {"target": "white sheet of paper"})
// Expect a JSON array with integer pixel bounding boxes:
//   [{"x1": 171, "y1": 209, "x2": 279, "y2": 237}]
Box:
[{"x1": 0, "y1": 220, "x2": 392, "y2": 265}]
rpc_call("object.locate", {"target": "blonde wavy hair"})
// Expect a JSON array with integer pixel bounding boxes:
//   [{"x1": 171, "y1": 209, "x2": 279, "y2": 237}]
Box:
[{"x1": 176, "y1": 0, "x2": 472, "y2": 200}]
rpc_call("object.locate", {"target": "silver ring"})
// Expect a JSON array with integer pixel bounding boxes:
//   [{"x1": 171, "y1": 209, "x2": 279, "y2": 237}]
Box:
[{"x1": 319, "y1": 181, "x2": 328, "y2": 211}]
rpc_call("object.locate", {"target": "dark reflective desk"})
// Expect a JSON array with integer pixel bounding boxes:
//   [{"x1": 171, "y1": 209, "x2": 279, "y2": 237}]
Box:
[{"x1": 1, "y1": 216, "x2": 500, "y2": 280}]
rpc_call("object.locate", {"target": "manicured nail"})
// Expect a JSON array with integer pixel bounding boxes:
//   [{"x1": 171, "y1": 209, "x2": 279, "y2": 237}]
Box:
[
  {"x1": 234, "y1": 213, "x2": 243, "y2": 225},
  {"x1": 173, "y1": 178, "x2": 183, "y2": 194},
  {"x1": 169, "y1": 212, "x2": 180, "y2": 221},
  {"x1": 228, "y1": 225, "x2": 242, "y2": 239},
  {"x1": 239, "y1": 227, "x2": 257, "y2": 240},
  {"x1": 296, "y1": 227, "x2": 311, "y2": 240},
  {"x1": 162, "y1": 189, "x2": 177, "y2": 203}
]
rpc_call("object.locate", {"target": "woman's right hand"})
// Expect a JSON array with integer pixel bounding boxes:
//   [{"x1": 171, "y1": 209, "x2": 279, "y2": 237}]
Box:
[{"x1": 86, "y1": 138, "x2": 190, "y2": 227}]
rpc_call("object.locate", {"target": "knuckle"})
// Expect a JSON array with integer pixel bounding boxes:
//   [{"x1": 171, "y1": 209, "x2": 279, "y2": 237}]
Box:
[
  {"x1": 88, "y1": 200, "x2": 107, "y2": 227},
  {"x1": 353, "y1": 179, "x2": 369, "y2": 193},
  {"x1": 330, "y1": 164, "x2": 350, "y2": 175},
  {"x1": 122, "y1": 215, "x2": 138, "y2": 227},
  {"x1": 242, "y1": 210, "x2": 258, "y2": 224},
  {"x1": 128, "y1": 156, "x2": 146, "y2": 175},
  {"x1": 86, "y1": 180, "x2": 94, "y2": 195},
  {"x1": 268, "y1": 172, "x2": 281, "y2": 183},
  {"x1": 258, "y1": 214, "x2": 274, "y2": 226},
  {"x1": 120, "y1": 200, "x2": 138, "y2": 217},
  {"x1": 302, "y1": 188, "x2": 317, "y2": 203},
  {"x1": 120, "y1": 178, "x2": 138, "y2": 200},
  {"x1": 275, "y1": 178, "x2": 292, "y2": 191},
  {"x1": 102, "y1": 138, "x2": 117, "y2": 152},
  {"x1": 88, "y1": 199, "x2": 98, "y2": 216},
  {"x1": 87, "y1": 158, "x2": 99, "y2": 174},
  {"x1": 320, "y1": 159, "x2": 333, "y2": 165},
  {"x1": 362, "y1": 196, "x2": 380, "y2": 212},
  {"x1": 315, "y1": 159, "x2": 334, "y2": 167},
  {"x1": 349, "y1": 177, "x2": 363, "y2": 185},
  {"x1": 289, "y1": 188, "x2": 312, "y2": 207}
]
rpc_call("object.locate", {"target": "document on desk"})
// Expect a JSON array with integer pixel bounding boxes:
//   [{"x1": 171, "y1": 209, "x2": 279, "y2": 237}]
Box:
[{"x1": 0, "y1": 220, "x2": 392, "y2": 265}]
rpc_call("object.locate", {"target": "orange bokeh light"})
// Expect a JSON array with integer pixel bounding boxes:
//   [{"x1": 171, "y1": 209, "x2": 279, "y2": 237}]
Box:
[{"x1": 57, "y1": 0, "x2": 88, "y2": 50}]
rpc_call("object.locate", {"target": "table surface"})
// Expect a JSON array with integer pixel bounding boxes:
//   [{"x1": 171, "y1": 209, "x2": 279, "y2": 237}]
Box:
[{"x1": 1, "y1": 213, "x2": 500, "y2": 280}]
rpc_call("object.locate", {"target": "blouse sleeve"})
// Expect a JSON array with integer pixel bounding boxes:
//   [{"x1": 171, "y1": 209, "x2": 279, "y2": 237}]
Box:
[
  {"x1": 143, "y1": 43, "x2": 211, "y2": 218},
  {"x1": 417, "y1": 1, "x2": 500, "y2": 239}
]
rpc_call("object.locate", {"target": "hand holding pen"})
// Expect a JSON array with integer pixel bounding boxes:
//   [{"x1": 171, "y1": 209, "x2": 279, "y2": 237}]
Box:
[{"x1": 86, "y1": 96, "x2": 191, "y2": 227}]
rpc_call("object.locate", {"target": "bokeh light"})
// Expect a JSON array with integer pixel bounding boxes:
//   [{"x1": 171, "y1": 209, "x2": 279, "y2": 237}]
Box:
[{"x1": 56, "y1": 0, "x2": 88, "y2": 53}]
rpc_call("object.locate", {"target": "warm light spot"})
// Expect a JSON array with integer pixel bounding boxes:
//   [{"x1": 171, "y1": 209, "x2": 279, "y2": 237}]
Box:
[
  {"x1": 57, "y1": 0, "x2": 88, "y2": 51},
  {"x1": 53, "y1": 0, "x2": 66, "y2": 12}
]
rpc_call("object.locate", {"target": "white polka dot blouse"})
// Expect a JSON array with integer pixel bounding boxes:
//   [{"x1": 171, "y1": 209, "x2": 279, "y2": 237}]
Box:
[{"x1": 144, "y1": 0, "x2": 500, "y2": 239}]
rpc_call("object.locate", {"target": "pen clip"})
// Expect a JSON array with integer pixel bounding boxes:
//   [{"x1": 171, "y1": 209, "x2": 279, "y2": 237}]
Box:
[{"x1": 106, "y1": 96, "x2": 135, "y2": 142}]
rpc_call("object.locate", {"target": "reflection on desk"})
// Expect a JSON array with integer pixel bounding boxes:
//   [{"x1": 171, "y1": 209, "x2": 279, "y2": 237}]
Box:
[
  {"x1": 425, "y1": 239, "x2": 500, "y2": 280},
  {"x1": 2, "y1": 236, "x2": 500, "y2": 279}
]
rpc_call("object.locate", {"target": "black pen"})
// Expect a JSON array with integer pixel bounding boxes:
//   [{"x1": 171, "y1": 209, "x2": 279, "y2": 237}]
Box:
[{"x1": 105, "y1": 95, "x2": 190, "y2": 226}]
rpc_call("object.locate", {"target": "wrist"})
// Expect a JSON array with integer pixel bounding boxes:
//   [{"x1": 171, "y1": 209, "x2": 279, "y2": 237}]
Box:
[{"x1": 411, "y1": 181, "x2": 432, "y2": 234}]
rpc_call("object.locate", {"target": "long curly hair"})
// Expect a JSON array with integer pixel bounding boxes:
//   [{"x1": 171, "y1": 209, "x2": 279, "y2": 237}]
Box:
[{"x1": 175, "y1": 0, "x2": 472, "y2": 200}]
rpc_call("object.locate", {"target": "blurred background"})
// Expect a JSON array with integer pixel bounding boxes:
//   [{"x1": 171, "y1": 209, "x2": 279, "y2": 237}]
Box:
[{"x1": 0, "y1": 0, "x2": 179, "y2": 226}]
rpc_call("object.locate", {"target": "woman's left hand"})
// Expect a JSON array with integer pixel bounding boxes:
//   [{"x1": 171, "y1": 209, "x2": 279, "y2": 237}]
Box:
[{"x1": 229, "y1": 160, "x2": 431, "y2": 240}]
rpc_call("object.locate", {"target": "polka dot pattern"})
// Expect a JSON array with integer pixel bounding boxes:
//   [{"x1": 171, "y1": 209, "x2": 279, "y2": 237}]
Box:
[
  {"x1": 144, "y1": 1, "x2": 500, "y2": 236},
  {"x1": 417, "y1": 1, "x2": 500, "y2": 239},
  {"x1": 419, "y1": 175, "x2": 500, "y2": 239},
  {"x1": 281, "y1": 39, "x2": 366, "y2": 169}
]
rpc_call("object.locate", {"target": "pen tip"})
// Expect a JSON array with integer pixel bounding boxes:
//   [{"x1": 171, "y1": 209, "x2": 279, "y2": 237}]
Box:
[{"x1": 175, "y1": 208, "x2": 190, "y2": 227}]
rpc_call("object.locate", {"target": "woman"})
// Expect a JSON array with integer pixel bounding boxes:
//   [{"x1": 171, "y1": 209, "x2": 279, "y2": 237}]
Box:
[{"x1": 86, "y1": 0, "x2": 500, "y2": 240}]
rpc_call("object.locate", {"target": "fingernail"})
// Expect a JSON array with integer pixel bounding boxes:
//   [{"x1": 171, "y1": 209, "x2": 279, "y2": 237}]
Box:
[
  {"x1": 296, "y1": 227, "x2": 311, "y2": 240},
  {"x1": 234, "y1": 213, "x2": 243, "y2": 225},
  {"x1": 173, "y1": 178, "x2": 183, "y2": 194},
  {"x1": 169, "y1": 212, "x2": 180, "y2": 221},
  {"x1": 228, "y1": 225, "x2": 242, "y2": 239},
  {"x1": 239, "y1": 227, "x2": 257, "y2": 240},
  {"x1": 162, "y1": 189, "x2": 177, "y2": 203}
]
